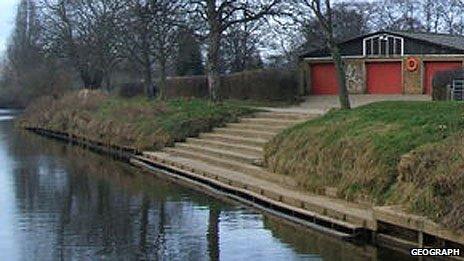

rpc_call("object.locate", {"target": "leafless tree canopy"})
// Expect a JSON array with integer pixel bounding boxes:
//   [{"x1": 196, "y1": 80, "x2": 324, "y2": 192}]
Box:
[{"x1": 2, "y1": 0, "x2": 464, "y2": 105}]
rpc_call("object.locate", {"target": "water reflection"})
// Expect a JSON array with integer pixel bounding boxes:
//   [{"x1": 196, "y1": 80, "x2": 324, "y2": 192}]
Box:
[{"x1": 0, "y1": 112, "x2": 412, "y2": 260}]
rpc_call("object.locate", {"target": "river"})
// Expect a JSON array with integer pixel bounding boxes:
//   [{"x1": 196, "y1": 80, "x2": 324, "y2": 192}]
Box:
[{"x1": 0, "y1": 110, "x2": 413, "y2": 260}]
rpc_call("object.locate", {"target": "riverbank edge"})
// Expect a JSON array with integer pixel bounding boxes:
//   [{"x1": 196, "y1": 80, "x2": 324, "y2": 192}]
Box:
[{"x1": 23, "y1": 126, "x2": 464, "y2": 256}]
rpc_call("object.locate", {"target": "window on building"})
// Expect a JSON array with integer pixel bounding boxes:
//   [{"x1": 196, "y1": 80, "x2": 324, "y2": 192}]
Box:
[{"x1": 363, "y1": 34, "x2": 404, "y2": 57}]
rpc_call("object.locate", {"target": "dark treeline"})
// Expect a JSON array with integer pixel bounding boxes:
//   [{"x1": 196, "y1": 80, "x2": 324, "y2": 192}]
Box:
[{"x1": 1, "y1": 0, "x2": 464, "y2": 106}]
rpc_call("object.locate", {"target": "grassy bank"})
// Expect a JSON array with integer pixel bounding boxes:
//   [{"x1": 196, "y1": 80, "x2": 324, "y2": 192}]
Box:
[
  {"x1": 18, "y1": 90, "x2": 256, "y2": 151},
  {"x1": 264, "y1": 101, "x2": 464, "y2": 229}
]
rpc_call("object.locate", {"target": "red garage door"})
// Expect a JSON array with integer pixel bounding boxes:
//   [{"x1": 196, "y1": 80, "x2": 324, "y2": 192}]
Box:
[
  {"x1": 366, "y1": 62, "x2": 402, "y2": 94},
  {"x1": 310, "y1": 63, "x2": 338, "y2": 95},
  {"x1": 424, "y1": 61, "x2": 462, "y2": 95}
]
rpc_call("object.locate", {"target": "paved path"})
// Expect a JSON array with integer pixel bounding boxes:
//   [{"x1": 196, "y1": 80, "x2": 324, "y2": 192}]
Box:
[{"x1": 258, "y1": 94, "x2": 431, "y2": 114}]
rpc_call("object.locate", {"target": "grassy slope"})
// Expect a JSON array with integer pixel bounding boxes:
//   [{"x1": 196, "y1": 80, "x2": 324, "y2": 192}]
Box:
[
  {"x1": 19, "y1": 91, "x2": 256, "y2": 151},
  {"x1": 264, "y1": 101, "x2": 464, "y2": 228}
]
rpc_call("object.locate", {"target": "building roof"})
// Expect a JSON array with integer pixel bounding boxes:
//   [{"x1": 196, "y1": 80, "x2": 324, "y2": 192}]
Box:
[
  {"x1": 387, "y1": 30, "x2": 464, "y2": 51},
  {"x1": 300, "y1": 30, "x2": 464, "y2": 58}
]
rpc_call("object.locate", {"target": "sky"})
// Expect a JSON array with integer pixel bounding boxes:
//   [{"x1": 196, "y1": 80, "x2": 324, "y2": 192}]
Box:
[{"x1": 0, "y1": 0, "x2": 17, "y2": 55}]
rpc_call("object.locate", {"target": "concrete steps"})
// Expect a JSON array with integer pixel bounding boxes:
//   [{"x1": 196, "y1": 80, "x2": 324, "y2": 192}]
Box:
[
  {"x1": 239, "y1": 117, "x2": 304, "y2": 126},
  {"x1": 174, "y1": 143, "x2": 260, "y2": 164},
  {"x1": 186, "y1": 138, "x2": 263, "y2": 156},
  {"x1": 144, "y1": 151, "x2": 297, "y2": 187},
  {"x1": 227, "y1": 122, "x2": 287, "y2": 132},
  {"x1": 254, "y1": 111, "x2": 317, "y2": 120},
  {"x1": 164, "y1": 147, "x2": 262, "y2": 173},
  {"x1": 213, "y1": 127, "x2": 276, "y2": 140},
  {"x1": 146, "y1": 110, "x2": 320, "y2": 200},
  {"x1": 199, "y1": 133, "x2": 267, "y2": 147},
  {"x1": 154, "y1": 110, "x2": 320, "y2": 188},
  {"x1": 156, "y1": 110, "x2": 320, "y2": 188}
]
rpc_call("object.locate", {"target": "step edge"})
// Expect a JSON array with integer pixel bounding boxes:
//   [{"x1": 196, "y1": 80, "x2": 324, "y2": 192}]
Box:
[
  {"x1": 175, "y1": 143, "x2": 261, "y2": 160},
  {"x1": 186, "y1": 138, "x2": 264, "y2": 151}
]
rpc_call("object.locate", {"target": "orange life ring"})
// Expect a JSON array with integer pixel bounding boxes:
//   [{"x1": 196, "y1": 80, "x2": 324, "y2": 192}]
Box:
[{"x1": 406, "y1": 57, "x2": 419, "y2": 72}]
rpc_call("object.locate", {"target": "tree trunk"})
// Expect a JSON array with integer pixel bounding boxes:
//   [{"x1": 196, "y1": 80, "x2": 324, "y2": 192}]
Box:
[
  {"x1": 158, "y1": 59, "x2": 167, "y2": 100},
  {"x1": 207, "y1": 30, "x2": 221, "y2": 102},
  {"x1": 144, "y1": 66, "x2": 155, "y2": 99},
  {"x1": 103, "y1": 70, "x2": 112, "y2": 92},
  {"x1": 80, "y1": 67, "x2": 102, "y2": 90},
  {"x1": 425, "y1": 1, "x2": 432, "y2": 32},
  {"x1": 329, "y1": 43, "x2": 351, "y2": 109},
  {"x1": 80, "y1": 69, "x2": 91, "y2": 89}
]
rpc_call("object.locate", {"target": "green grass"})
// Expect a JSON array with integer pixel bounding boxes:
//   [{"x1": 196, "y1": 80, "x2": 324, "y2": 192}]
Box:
[
  {"x1": 264, "y1": 101, "x2": 464, "y2": 228},
  {"x1": 19, "y1": 91, "x2": 256, "y2": 150},
  {"x1": 298, "y1": 101, "x2": 464, "y2": 166}
]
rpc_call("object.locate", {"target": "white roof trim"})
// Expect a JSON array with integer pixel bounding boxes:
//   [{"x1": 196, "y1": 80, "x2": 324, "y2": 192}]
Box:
[{"x1": 363, "y1": 33, "x2": 404, "y2": 57}]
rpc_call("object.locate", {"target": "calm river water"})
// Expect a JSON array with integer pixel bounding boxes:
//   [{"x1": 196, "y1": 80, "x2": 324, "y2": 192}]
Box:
[{"x1": 0, "y1": 110, "x2": 414, "y2": 260}]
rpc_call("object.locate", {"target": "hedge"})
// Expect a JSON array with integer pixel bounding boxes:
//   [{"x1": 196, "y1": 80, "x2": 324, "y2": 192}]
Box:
[
  {"x1": 116, "y1": 69, "x2": 298, "y2": 101},
  {"x1": 165, "y1": 75, "x2": 209, "y2": 98},
  {"x1": 220, "y1": 69, "x2": 298, "y2": 101}
]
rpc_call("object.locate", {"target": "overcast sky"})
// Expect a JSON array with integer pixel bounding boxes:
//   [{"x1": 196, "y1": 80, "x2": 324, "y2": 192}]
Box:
[{"x1": 0, "y1": 0, "x2": 18, "y2": 55}]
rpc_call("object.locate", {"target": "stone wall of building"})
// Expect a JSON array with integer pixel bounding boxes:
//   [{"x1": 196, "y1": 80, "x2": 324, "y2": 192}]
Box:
[
  {"x1": 299, "y1": 62, "x2": 311, "y2": 96},
  {"x1": 403, "y1": 56, "x2": 423, "y2": 94},
  {"x1": 345, "y1": 60, "x2": 365, "y2": 94}
]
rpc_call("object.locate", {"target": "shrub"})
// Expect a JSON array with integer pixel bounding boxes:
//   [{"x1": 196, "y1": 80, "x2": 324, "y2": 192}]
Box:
[
  {"x1": 432, "y1": 69, "x2": 464, "y2": 101},
  {"x1": 117, "y1": 82, "x2": 145, "y2": 98},
  {"x1": 220, "y1": 69, "x2": 298, "y2": 102},
  {"x1": 166, "y1": 75, "x2": 208, "y2": 98},
  {"x1": 0, "y1": 57, "x2": 74, "y2": 108},
  {"x1": 116, "y1": 69, "x2": 299, "y2": 101}
]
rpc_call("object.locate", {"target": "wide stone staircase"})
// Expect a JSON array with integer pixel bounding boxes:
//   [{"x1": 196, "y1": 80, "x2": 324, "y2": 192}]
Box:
[{"x1": 143, "y1": 111, "x2": 318, "y2": 187}]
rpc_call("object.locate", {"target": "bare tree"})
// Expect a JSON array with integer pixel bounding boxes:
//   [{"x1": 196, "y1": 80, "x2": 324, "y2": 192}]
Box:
[
  {"x1": 297, "y1": 0, "x2": 350, "y2": 109},
  {"x1": 1, "y1": 0, "x2": 71, "y2": 106},
  {"x1": 222, "y1": 18, "x2": 264, "y2": 73},
  {"x1": 297, "y1": 3, "x2": 369, "y2": 52},
  {"x1": 440, "y1": 0, "x2": 463, "y2": 34},
  {"x1": 121, "y1": 0, "x2": 183, "y2": 99},
  {"x1": 87, "y1": 0, "x2": 126, "y2": 91},
  {"x1": 152, "y1": 1, "x2": 184, "y2": 100},
  {"x1": 370, "y1": 0, "x2": 424, "y2": 31},
  {"x1": 188, "y1": 0, "x2": 283, "y2": 102},
  {"x1": 40, "y1": 0, "x2": 125, "y2": 90},
  {"x1": 422, "y1": 0, "x2": 442, "y2": 33}
]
